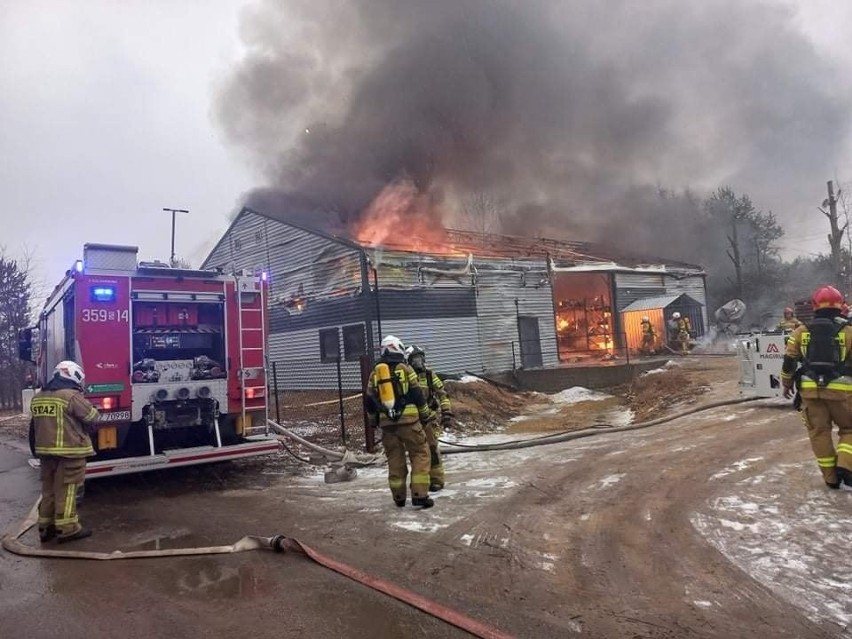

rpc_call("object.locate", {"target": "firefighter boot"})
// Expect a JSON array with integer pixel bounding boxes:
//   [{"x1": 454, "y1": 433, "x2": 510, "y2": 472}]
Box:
[
  {"x1": 57, "y1": 528, "x2": 92, "y2": 544},
  {"x1": 412, "y1": 496, "x2": 434, "y2": 509},
  {"x1": 394, "y1": 497, "x2": 406, "y2": 507},
  {"x1": 38, "y1": 524, "x2": 56, "y2": 543},
  {"x1": 837, "y1": 467, "x2": 852, "y2": 491}
]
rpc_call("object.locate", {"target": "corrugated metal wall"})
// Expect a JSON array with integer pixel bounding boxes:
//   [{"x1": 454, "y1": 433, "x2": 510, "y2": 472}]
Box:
[
  {"x1": 664, "y1": 273, "x2": 708, "y2": 334},
  {"x1": 268, "y1": 329, "x2": 363, "y2": 391},
  {"x1": 613, "y1": 272, "x2": 667, "y2": 311},
  {"x1": 380, "y1": 317, "x2": 482, "y2": 375},
  {"x1": 373, "y1": 251, "x2": 476, "y2": 290},
  {"x1": 475, "y1": 269, "x2": 558, "y2": 372},
  {"x1": 622, "y1": 309, "x2": 665, "y2": 354},
  {"x1": 203, "y1": 211, "x2": 365, "y2": 306}
]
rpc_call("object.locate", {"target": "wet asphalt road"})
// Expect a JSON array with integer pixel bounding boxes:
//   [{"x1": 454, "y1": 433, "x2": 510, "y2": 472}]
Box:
[{"x1": 0, "y1": 438, "x2": 467, "y2": 639}]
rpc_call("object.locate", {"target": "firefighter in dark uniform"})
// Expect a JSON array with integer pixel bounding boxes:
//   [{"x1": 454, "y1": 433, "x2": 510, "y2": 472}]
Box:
[
  {"x1": 32, "y1": 360, "x2": 99, "y2": 542},
  {"x1": 781, "y1": 286, "x2": 852, "y2": 490},
  {"x1": 405, "y1": 344, "x2": 454, "y2": 491},
  {"x1": 365, "y1": 336, "x2": 435, "y2": 509}
]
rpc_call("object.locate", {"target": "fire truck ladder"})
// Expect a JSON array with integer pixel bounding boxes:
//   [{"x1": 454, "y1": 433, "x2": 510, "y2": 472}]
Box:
[{"x1": 236, "y1": 275, "x2": 268, "y2": 438}]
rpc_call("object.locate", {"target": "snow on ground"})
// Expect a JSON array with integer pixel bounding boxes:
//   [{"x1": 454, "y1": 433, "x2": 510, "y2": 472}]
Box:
[
  {"x1": 692, "y1": 462, "x2": 852, "y2": 628},
  {"x1": 456, "y1": 374, "x2": 484, "y2": 384},
  {"x1": 550, "y1": 387, "x2": 613, "y2": 404},
  {"x1": 709, "y1": 457, "x2": 764, "y2": 481},
  {"x1": 641, "y1": 360, "x2": 678, "y2": 376}
]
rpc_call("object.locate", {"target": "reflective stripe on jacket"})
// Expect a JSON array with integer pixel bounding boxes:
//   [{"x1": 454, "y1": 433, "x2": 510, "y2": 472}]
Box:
[
  {"x1": 417, "y1": 370, "x2": 452, "y2": 413},
  {"x1": 783, "y1": 323, "x2": 852, "y2": 398},
  {"x1": 32, "y1": 388, "x2": 99, "y2": 457}
]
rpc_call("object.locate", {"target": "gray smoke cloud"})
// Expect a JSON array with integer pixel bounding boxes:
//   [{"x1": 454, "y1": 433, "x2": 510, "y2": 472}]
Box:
[{"x1": 217, "y1": 0, "x2": 851, "y2": 249}]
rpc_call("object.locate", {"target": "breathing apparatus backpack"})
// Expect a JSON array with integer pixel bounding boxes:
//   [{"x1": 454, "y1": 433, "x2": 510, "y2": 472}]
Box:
[
  {"x1": 802, "y1": 318, "x2": 846, "y2": 387},
  {"x1": 374, "y1": 361, "x2": 408, "y2": 421}
]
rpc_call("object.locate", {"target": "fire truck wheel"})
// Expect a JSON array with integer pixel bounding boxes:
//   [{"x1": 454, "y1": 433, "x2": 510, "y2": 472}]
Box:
[{"x1": 218, "y1": 416, "x2": 240, "y2": 446}]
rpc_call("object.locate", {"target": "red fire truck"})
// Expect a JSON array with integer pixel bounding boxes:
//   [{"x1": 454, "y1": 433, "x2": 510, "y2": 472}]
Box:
[{"x1": 18, "y1": 243, "x2": 280, "y2": 478}]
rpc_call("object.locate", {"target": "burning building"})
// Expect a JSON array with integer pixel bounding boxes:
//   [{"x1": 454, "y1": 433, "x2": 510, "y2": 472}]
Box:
[{"x1": 202, "y1": 207, "x2": 706, "y2": 382}]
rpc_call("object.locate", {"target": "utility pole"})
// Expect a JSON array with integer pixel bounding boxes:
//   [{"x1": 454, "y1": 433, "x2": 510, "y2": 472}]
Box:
[
  {"x1": 818, "y1": 181, "x2": 846, "y2": 287},
  {"x1": 163, "y1": 208, "x2": 189, "y2": 267}
]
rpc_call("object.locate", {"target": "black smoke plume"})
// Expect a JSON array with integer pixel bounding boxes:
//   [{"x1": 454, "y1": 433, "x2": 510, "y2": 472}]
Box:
[{"x1": 217, "y1": 0, "x2": 850, "y2": 253}]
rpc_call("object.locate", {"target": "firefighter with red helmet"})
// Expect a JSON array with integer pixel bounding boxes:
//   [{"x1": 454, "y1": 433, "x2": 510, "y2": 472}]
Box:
[
  {"x1": 777, "y1": 307, "x2": 802, "y2": 331},
  {"x1": 405, "y1": 344, "x2": 453, "y2": 491},
  {"x1": 782, "y1": 286, "x2": 852, "y2": 490},
  {"x1": 365, "y1": 336, "x2": 435, "y2": 509},
  {"x1": 31, "y1": 361, "x2": 100, "y2": 542}
]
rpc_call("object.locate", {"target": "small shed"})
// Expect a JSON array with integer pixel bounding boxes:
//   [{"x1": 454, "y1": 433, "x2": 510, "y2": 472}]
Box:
[{"x1": 621, "y1": 293, "x2": 704, "y2": 353}]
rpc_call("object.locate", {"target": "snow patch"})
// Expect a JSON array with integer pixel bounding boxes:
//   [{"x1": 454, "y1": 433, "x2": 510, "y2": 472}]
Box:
[
  {"x1": 462, "y1": 477, "x2": 518, "y2": 489},
  {"x1": 391, "y1": 520, "x2": 448, "y2": 533},
  {"x1": 456, "y1": 374, "x2": 484, "y2": 384},
  {"x1": 599, "y1": 474, "x2": 625, "y2": 489},
  {"x1": 709, "y1": 457, "x2": 764, "y2": 480},
  {"x1": 693, "y1": 462, "x2": 852, "y2": 627},
  {"x1": 550, "y1": 386, "x2": 612, "y2": 404},
  {"x1": 459, "y1": 533, "x2": 475, "y2": 546},
  {"x1": 693, "y1": 600, "x2": 713, "y2": 608}
]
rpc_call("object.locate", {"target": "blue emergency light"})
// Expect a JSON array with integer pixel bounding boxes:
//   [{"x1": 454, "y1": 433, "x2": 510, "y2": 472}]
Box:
[{"x1": 90, "y1": 286, "x2": 116, "y2": 302}]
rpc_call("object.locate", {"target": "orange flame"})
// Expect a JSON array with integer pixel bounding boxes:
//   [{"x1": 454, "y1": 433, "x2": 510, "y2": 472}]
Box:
[{"x1": 354, "y1": 179, "x2": 453, "y2": 253}]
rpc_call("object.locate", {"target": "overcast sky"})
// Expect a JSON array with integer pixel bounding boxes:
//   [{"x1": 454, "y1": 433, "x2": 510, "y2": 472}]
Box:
[{"x1": 3, "y1": 0, "x2": 852, "y2": 295}]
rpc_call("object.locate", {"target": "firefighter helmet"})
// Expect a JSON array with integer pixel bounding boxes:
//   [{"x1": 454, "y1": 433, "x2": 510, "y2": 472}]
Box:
[
  {"x1": 672, "y1": 312, "x2": 681, "y2": 319},
  {"x1": 54, "y1": 360, "x2": 85, "y2": 387},
  {"x1": 811, "y1": 286, "x2": 844, "y2": 311},
  {"x1": 640, "y1": 316, "x2": 650, "y2": 322},
  {"x1": 380, "y1": 335, "x2": 405, "y2": 357},
  {"x1": 405, "y1": 344, "x2": 426, "y2": 370}
]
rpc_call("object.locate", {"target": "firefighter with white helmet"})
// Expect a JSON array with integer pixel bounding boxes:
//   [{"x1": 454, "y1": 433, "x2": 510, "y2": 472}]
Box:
[
  {"x1": 639, "y1": 316, "x2": 657, "y2": 356},
  {"x1": 782, "y1": 286, "x2": 852, "y2": 490},
  {"x1": 669, "y1": 311, "x2": 691, "y2": 356},
  {"x1": 405, "y1": 344, "x2": 453, "y2": 491},
  {"x1": 365, "y1": 336, "x2": 435, "y2": 508},
  {"x1": 31, "y1": 360, "x2": 100, "y2": 542}
]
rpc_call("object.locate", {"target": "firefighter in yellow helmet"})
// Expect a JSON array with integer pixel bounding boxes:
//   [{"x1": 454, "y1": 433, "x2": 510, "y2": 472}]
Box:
[
  {"x1": 639, "y1": 316, "x2": 657, "y2": 356},
  {"x1": 405, "y1": 344, "x2": 453, "y2": 491},
  {"x1": 365, "y1": 336, "x2": 435, "y2": 508},
  {"x1": 777, "y1": 307, "x2": 802, "y2": 332},
  {"x1": 782, "y1": 286, "x2": 852, "y2": 490},
  {"x1": 671, "y1": 312, "x2": 691, "y2": 356},
  {"x1": 31, "y1": 360, "x2": 99, "y2": 542}
]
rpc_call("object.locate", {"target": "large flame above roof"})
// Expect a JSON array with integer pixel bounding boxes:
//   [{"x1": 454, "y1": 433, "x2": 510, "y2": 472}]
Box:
[{"x1": 353, "y1": 179, "x2": 454, "y2": 254}]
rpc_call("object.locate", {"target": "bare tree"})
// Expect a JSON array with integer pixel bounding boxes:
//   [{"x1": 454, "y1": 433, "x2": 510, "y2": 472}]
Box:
[{"x1": 0, "y1": 252, "x2": 32, "y2": 409}]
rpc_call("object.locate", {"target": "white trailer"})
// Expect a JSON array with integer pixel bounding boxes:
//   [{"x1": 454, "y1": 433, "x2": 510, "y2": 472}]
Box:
[{"x1": 736, "y1": 332, "x2": 789, "y2": 398}]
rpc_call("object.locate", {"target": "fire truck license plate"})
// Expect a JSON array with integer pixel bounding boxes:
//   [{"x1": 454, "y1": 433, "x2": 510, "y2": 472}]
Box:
[{"x1": 99, "y1": 411, "x2": 131, "y2": 422}]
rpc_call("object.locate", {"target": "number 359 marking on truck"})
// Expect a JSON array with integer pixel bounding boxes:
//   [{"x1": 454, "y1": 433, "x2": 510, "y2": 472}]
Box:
[{"x1": 81, "y1": 309, "x2": 129, "y2": 323}]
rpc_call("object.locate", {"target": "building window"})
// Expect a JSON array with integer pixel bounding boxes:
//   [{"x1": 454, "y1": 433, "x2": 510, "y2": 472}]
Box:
[
  {"x1": 342, "y1": 324, "x2": 366, "y2": 361},
  {"x1": 319, "y1": 328, "x2": 340, "y2": 363},
  {"x1": 232, "y1": 237, "x2": 242, "y2": 251}
]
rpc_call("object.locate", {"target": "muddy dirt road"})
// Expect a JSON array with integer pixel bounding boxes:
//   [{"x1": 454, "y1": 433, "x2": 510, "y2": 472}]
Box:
[{"x1": 2, "y1": 357, "x2": 850, "y2": 638}]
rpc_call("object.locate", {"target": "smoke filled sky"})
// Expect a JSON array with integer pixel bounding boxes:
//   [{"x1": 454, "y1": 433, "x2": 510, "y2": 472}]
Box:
[{"x1": 3, "y1": 0, "x2": 852, "y2": 290}]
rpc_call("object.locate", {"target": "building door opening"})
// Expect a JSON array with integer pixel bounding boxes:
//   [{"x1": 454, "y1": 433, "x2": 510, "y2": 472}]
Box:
[{"x1": 517, "y1": 316, "x2": 543, "y2": 369}]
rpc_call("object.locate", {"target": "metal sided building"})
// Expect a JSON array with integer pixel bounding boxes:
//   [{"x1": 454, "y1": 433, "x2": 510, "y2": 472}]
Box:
[{"x1": 202, "y1": 208, "x2": 707, "y2": 382}]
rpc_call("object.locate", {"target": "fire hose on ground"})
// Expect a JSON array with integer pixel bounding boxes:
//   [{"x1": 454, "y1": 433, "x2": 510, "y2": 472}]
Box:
[{"x1": 1, "y1": 501, "x2": 513, "y2": 639}]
